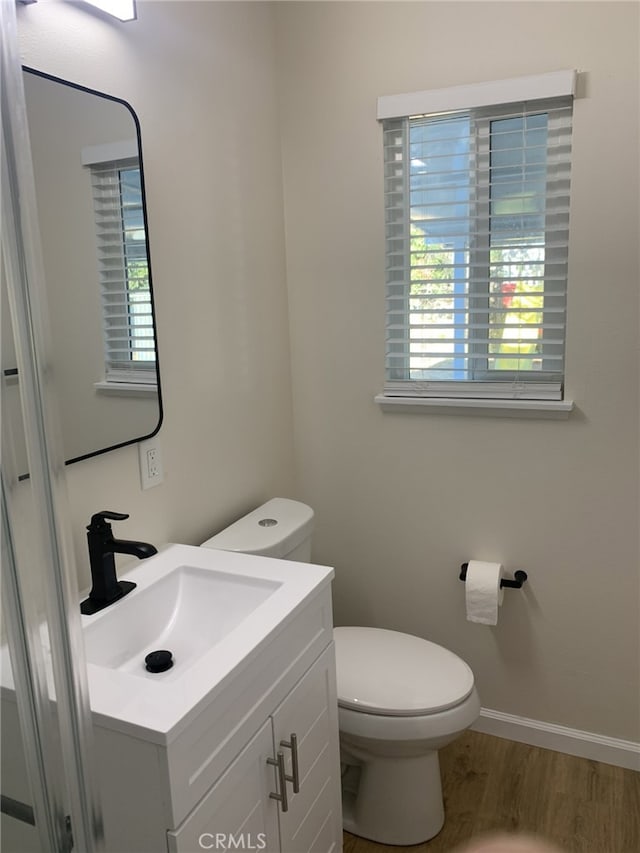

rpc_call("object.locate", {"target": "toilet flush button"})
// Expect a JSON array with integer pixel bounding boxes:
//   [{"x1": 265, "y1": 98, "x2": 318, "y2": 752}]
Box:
[{"x1": 258, "y1": 518, "x2": 278, "y2": 527}]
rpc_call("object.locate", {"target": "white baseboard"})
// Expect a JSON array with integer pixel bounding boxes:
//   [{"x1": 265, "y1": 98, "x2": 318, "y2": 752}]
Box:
[{"x1": 472, "y1": 708, "x2": 640, "y2": 771}]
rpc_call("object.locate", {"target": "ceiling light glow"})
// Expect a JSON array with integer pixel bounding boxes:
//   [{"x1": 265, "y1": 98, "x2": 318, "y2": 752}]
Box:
[{"x1": 83, "y1": 0, "x2": 136, "y2": 22}]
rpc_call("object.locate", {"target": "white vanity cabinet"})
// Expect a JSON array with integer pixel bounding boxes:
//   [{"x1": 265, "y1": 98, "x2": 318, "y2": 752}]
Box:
[
  {"x1": 168, "y1": 644, "x2": 340, "y2": 853},
  {"x1": 94, "y1": 580, "x2": 343, "y2": 853},
  {"x1": 1, "y1": 554, "x2": 342, "y2": 853}
]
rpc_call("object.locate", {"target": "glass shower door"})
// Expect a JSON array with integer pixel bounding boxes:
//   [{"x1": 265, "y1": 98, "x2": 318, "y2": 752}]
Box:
[{"x1": 1, "y1": 1, "x2": 104, "y2": 849}]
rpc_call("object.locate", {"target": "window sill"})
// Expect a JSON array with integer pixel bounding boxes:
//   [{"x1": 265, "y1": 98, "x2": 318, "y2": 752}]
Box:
[
  {"x1": 94, "y1": 381, "x2": 157, "y2": 398},
  {"x1": 374, "y1": 394, "x2": 574, "y2": 420}
]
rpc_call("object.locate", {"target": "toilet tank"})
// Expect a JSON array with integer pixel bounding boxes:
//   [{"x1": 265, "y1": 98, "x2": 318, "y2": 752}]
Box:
[{"x1": 200, "y1": 498, "x2": 314, "y2": 562}]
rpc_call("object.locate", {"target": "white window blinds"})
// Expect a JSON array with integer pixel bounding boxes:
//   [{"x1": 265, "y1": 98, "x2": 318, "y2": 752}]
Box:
[
  {"x1": 88, "y1": 158, "x2": 156, "y2": 384},
  {"x1": 380, "y1": 74, "x2": 574, "y2": 401}
]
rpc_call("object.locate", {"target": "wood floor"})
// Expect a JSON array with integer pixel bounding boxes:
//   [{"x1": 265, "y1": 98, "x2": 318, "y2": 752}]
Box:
[{"x1": 342, "y1": 731, "x2": 640, "y2": 853}]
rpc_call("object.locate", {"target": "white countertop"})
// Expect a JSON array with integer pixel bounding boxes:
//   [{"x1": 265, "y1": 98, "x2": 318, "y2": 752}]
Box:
[{"x1": 1, "y1": 544, "x2": 334, "y2": 745}]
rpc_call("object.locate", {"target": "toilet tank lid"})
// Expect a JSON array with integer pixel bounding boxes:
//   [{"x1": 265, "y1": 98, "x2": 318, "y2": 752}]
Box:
[
  {"x1": 201, "y1": 498, "x2": 314, "y2": 559},
  {"x1": 333, "y1": 627, "x2": 475, "y2": 716}
]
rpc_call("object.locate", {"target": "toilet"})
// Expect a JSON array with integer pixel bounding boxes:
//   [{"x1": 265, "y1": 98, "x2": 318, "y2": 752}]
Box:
[{"x1": 201, "y1": 498, "x2": 481, "y2": 846}]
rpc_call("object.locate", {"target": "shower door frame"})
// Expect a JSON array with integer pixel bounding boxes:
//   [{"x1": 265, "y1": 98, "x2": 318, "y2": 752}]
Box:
[{"x1": 1, "y1": 1, "x2": 104, "y2": 849}]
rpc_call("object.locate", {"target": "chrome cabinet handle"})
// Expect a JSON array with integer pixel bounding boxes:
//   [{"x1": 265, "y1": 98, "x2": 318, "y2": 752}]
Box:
[
  {"x1": 267, "y1": 751, "x2": 289, "y2": 812},
  {"x1": 280, "y1": 732, "x2": 300, "y2": 793}
]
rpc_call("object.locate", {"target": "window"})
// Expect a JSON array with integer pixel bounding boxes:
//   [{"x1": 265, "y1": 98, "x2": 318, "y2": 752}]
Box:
[
  {"x1": 85, "y1": 146, "x2": 156, "y2": 386},
  {"x1": 379, "y1": 72, "x2": 574, "y2": 403}
]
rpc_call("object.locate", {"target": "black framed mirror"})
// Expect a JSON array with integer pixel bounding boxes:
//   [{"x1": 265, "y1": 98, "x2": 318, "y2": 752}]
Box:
[{"x1": 9, "y1": 67, "x2": 162, "y2": 467}]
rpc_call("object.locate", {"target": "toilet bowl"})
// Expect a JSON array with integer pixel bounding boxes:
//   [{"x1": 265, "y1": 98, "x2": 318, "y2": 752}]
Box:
[
  {"x1": 201, "y1": 498, "x2": 480, "y2": 845},
  {"x1": 335, "y1": 626, "x2": 480, "y2": 845}
]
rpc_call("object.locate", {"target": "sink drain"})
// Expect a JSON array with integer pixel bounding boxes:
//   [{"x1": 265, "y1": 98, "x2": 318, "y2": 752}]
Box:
[{"x1": 145, "y1": 650, "x2": 173, "y2": 673}]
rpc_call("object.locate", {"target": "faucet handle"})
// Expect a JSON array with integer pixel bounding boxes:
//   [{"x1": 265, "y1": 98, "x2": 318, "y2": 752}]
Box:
[{"x1": 88, "y1": 511, "x2": 129, "y2": 530}]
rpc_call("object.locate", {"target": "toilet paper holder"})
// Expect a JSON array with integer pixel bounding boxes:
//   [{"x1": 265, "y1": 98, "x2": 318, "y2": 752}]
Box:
[{"x1": 459, "y1": 563, "x2": 528, "y2": 589}]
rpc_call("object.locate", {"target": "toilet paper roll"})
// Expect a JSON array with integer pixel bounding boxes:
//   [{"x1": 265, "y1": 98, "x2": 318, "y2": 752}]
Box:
[{"x1": 465, "y1": 560, "x2": 505, "y2": 625}]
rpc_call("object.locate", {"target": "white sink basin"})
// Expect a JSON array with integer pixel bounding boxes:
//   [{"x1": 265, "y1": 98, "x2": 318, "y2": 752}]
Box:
[
  {"x1": 83, "y1": 564, "x2": 281, "y2": 677},
  {"x1": 78, "y1": 543, "x2": 333, "y2": 741}
]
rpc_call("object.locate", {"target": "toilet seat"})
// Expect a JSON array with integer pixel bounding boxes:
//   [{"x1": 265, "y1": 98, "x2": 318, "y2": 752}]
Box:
[{"x1": 334, "y1": 627, "x2": 474, "y2": 716}]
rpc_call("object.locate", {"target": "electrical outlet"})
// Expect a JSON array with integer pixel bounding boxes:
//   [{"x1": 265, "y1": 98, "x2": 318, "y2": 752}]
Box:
[{"x1": 139, "y1": 437, "x2": 164, "y2": 490}]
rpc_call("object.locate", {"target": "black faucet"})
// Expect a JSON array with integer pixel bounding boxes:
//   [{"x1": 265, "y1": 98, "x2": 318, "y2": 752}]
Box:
[{"x1": 80, "y1": 511, "x2": 158, "y2": 615}]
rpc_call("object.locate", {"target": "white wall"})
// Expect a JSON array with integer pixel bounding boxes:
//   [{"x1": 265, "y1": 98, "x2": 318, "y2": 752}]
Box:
[
  {"x1": 17, "y1": 1, "x2": 639, "y2": 745},
  {"x1": 18, "y1": 1, "x2": 297, "y2": 577},
  {"x1": 275, "y1": 1, "x2": 639, "y2": 741}
]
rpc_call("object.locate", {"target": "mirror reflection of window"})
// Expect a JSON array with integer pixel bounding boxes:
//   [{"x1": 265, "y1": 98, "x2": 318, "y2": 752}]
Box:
[
  {"x1": 82, "y1": 142, "x2": 156, "y2": 389},
  {"x1": 119, "y1": 166, "x2": 155, "y2": 364}
]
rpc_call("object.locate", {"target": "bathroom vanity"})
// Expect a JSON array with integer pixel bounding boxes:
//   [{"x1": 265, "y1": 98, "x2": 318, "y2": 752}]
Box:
[{"x1": 1, "y1": 545, "x2": 343, "y2": 852}]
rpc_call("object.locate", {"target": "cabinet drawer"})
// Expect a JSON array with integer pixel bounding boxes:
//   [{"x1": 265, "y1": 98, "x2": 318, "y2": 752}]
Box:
[{"x1": 167, "y1": 720, "x2": 279, "y2": 853}]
